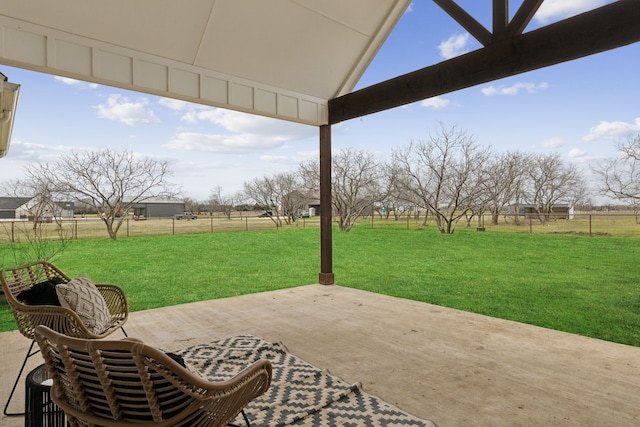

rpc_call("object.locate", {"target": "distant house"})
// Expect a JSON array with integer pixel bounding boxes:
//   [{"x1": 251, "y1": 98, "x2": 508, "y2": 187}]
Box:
[
  {"x1": 305, "y1": 198, "x2": 321, "y2": 217},
  {"x1": 31, "y1": 200, "x2": 75, "y2": 220},
  {"x1": 0, "y1": 197, "x2": 32, "y2": 219},
  {"x1": 125, "y1": 197, "x2": 185, "y2": 218},
  {"x1": 0, "y1": 197, "x2": 75, "y2": 220},
  {"x1": 281, "y1": 191, "x2": 321, "y2": 217},
  {"x1": 299, "y1": 194, "x2": 321, "y2": 217},
  {"x1": 511, "y1": 203, "x2": 574, "y2": 219}
]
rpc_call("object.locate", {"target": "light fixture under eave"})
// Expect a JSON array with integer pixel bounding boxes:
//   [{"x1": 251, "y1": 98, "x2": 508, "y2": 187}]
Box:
[{"x1": 0, "y1": 71, "x2": 20, "y2": 159}]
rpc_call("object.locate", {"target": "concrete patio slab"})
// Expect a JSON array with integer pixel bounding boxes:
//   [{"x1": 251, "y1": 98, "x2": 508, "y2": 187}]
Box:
[{"x1": 2, "y1": 284, "x2": 639, "y2": 426}]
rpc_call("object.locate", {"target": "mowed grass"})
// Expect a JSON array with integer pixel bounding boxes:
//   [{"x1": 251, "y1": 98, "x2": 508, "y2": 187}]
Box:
[{"x1": 2, "y1": 226, "x2": 640, "y2": 347}]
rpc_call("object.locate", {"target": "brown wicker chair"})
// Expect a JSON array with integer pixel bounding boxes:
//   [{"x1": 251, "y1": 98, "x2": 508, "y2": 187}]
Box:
[
  {"x1": 1, "y1": 261, "x2": 128, "y2": 416},
  {"x1": 35, "y1": 325, "x2": 272, "y2": 427}
]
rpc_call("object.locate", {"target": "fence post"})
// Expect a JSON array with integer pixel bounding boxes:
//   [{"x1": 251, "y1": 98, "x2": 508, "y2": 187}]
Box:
[
  {"x1": 529, "y1": 215, "x2": 533, "y2": 234},
  {"x1": 245, "y1": 217, "x2": 248, "y2": 231},
  {"x1": 74, "y1": 220, "x2": 78, "y2": 240},
  {"x1": 210, "y1": 217, "x2": 213, "y2": 233},
  {"x1": 589, "y1": 214, "x2": 592, "y2": 237},
  {"x1": 126, "y1": 219, "x2": 129, "y2": 237},
  {"x1": 172, "y1": 218, "x2": 175, "y2": 235},
  {"x1": 11, "y1": 220, "x2": 15, "y2": 243}
]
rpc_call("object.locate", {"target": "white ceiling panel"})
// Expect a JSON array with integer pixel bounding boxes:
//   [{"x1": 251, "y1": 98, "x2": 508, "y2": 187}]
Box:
[{"x1": 0, "y1": 0, "x2": 411, "y2": 125}]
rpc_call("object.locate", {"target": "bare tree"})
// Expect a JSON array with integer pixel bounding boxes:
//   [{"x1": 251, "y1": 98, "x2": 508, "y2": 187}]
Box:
[
  {"x1": 300, "y1": 148, "x2": 379, "y2": 232},
  {"x1": 1, "y1": 178, "x2": 72, "y2": 264},
  {"x1": 10, "y1": 175, "x2": 62, "y2": 229},
  {"x1": 524, "y1": 153, "x2": 586, "y2": 223},
  {"x1": 243, "y1": 172, "x2": 306, "y2": 226},
  {"x1": 592, "y1": 133, "x2": 640, "y2": 208},
  {"x1": 393, "y1": 124, "x2": 491, "y2": 234},
  {"x1": 25, "y1": 149, "x2": 175, "y2": 239},
  {"x1": 484, "y1": 151, "x2": 531, "y2": 225},
  {"x1": 376, "y1": 160, "x2": 415, "y2": 220},
  {"x1": 183, "y1": 197, "x2": 202, "y2": 215},
  {"x1": 208, "y1": 186, "x2": 243, "y2": 219}
]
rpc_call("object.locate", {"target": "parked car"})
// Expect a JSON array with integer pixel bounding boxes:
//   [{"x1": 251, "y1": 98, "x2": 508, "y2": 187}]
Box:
[
  {"x1": 299, "y1": 210, "x2": 310, "y2": 218},
  {"x1": 258, "y1": 211, "x2": 273, "y2": 218},
  {"x1": 174, "y1": 212, "x2": 197, "y2": 220}
]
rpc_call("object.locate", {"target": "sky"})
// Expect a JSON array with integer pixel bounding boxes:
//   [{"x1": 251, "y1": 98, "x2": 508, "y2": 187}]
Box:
[{"x1": 1, "y1": 0, "x2": 638, "y2": 203}]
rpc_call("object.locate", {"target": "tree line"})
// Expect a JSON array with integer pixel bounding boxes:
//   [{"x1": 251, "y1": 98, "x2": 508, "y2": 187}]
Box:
[
  {"x1": 216, "y1": 124, "x2": 589, "y2": 234},
  {"x1": 5, "y1": 124, "x2": 640, "y2": 239}
]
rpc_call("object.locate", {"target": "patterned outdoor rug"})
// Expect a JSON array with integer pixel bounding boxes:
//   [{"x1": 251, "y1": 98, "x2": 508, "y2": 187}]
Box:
[{"x1": 177, "y1": 335, "x2": 437, "y2": 426}]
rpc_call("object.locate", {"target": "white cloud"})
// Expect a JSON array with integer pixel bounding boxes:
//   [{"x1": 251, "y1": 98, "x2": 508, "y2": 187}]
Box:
[
  {"x1": 95, "y1": 94, "x2": 160, "y2": 126},
  {"x1": 259, "y1": 155, "x2": 298, "y2": 164},
  {"x1": 158, "y1": 98, "x2": 193, "y2": 111},
  {"x1": 54, "y1": 76, "x2": 98, "y2": 89},
  {"x1": 582, "y1": 118, "x2": 640, "y2": 142},
  {"x1": 167, "y1": 108, "x2": 316, "y2": 154},
  {"x1": 404, "y1": 1, "x2": 413, "y2": 14},
  {"x1": 260, "y1": 150, "x2": 317, "y2": 165},
  {"x1": 438, "y1": 33, "x2": 470, "y2": 59},
  {"x1": 157, "y1": 97, "x2": 212, "y2": 113},
  {"x1": 182, "y1": 109, "x2": 312, "y2": 138},
  {"x1": 568, "y1": 148, "x2": 587, "y2": 158},
  {"x1": 542, "y1": 137, "x2": 565, "y2": 149},
  {"x1": 421, "y1": 97, "x2": 452, "y2": 109},
  {"x1": 534, "y1": 0, "x2": 607, "y2": 24},
  {"x1": 481, "y1": 82, "x2": 549, "y2": 96},
  {"x1": 6, "y1": 140, "x2": 76, "y2": 163},
  {"x1": 164, "y1": 132, "x2": 286, "y2": 154}
]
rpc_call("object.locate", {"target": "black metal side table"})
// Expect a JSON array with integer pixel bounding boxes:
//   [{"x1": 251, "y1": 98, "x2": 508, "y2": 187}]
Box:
[{"x1": 24, "y1": 364, "x2": 65, "y2": 427}]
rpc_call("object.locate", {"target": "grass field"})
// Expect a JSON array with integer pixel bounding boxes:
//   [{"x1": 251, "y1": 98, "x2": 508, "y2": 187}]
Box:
[{"x1": 2, "y1": 225, "x2": 639, "y2": 347}]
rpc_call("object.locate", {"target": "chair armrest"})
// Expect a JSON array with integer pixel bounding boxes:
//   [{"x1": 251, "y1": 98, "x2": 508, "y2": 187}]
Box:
[
  {"x1": 95, "y1": 284, "x2": 129, "y2": 318},
  {"x1": 10, "y1": 303, "x2": 97, "y2": 340},
  {"x1": 121, "y1": 337, "x2": 144, "y2": 343}
]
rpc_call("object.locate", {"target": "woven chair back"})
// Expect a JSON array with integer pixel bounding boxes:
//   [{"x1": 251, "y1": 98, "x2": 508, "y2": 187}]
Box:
[{"x1": 35, "y1": 325, "x2": 272, "y2": 427}]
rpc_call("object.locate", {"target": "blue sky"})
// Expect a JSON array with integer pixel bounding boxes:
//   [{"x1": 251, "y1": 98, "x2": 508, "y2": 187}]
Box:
[{"x1": 1, "y1": 0, "x2": 639, "y2": 202}]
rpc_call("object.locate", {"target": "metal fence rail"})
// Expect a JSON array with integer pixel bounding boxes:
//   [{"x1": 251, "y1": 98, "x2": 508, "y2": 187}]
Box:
[
  {"x1": 1, "y1": 212, "x2": 640, "y2": 243},
  {"x1": 370, "y1": 212, "x2": 640, "y2": 237},
  {"x1": 0, "y1": 216, "x2": 321, "y2": 244}
]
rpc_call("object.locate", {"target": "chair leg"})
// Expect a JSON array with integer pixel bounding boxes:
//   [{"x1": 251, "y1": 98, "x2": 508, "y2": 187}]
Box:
[
  {"x1": 3, "y1": 340, "x2": 40, "y2": 417},
  {"x1": 227, "y1": 410, "x2": 252, "y2": 427},
  {"x1": 241, "y1": 409, "x2": 251, "y2": 426}
]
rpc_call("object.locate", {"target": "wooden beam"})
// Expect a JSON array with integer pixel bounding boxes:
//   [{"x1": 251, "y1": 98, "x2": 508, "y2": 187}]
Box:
[
  {"x1": 433, "y1": 0, "x2": 492, "y2": 46},
  {"x1": 318, "y1": 125, "x2": 334, "y2": 285},
  {"x1": 493, "y1": 0, "x2": 508, "y2": 38},
  {"x1": 329, "y1": 0, "x2": 640, "y2": 125},
  {"x1": 507, "y1": 0, "x2": 544, "y2": 35}
]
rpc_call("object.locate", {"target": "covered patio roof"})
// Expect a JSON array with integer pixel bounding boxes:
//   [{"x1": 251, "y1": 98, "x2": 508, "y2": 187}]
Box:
[
  {"x1": 0, "y1": 0, "x2": 412, "y2": 126},
  {"x1": 1, "y1": 1, "x2": 638, "y2": 126}
]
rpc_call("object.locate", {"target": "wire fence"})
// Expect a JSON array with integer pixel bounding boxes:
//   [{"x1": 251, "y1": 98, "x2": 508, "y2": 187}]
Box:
[
  {"x1": 369, "y1": 212, "x2": 640, "y2": 237},
  {"x1": 0, "y1": 215, "x2": 321, "y2": 244},
  {"x1": 1, "y1": 211, "x2": 639, "y2": 244}
]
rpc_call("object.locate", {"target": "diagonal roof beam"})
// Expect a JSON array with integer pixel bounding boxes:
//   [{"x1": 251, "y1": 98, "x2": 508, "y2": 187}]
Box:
[
  {"x1": 507, "y1": 0, "x2": 545, "y2": 35},
  {"x1": 433, "y1": 0, "x2": 493, "y2": 46},
  {"x1": 329, "y1": 0, "x2": 640, "y2": 125}
]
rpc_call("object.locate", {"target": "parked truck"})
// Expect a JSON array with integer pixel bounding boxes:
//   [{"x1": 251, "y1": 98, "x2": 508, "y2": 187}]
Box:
[{"x1": 174, "y1": 212, "x2": 197, "y2": 220}]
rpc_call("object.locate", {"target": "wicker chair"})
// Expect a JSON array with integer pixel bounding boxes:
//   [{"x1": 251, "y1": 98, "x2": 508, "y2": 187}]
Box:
[
  {"x1": 35, "y1": 325, "x2": 272, "y2": 427},
  {"x1": 1, "y1": 261, "x2": 128, "y2": 416}
]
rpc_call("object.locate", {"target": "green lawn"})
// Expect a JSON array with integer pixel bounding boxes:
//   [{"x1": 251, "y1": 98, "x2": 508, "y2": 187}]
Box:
[{"x1": 2, "y1": 226, "x2": 640, "y2": 347}]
